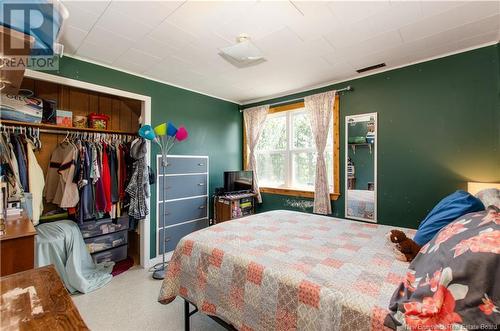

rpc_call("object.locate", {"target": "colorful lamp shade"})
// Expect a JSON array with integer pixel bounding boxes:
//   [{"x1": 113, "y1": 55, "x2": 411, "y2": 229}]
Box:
[
  {"x1": 175, "y1": 126, "x2": 188, "y2": 141},
  {"x1": 138, "y1": 125, "x2": 156, "y2": 141},
  {"x1": 167, "y1": 122, "x2": 178, "y2": 137},
  {"x1": 154, "y1": 123, "x2": 167, "y2": 136}
]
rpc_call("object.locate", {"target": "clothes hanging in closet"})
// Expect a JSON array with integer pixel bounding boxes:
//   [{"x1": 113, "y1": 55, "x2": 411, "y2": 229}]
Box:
[
  {"x1": 100, "y1": 143, "x2": 112, "y2": 213},
  {"x1": 126, "y1": 137, "x2": 150, "y2": 230},
  {"x1": 75, "y1": 141, "x2": 93, "y2": 223},
  {"x1": 1, "y1": 129, "x2": 149, "y2": 227},
  {"x1": 44, "y1": 141, "x2": 79, "y2": 208},
  {"x1": 10, "y1": 134, "x2": 29, "y2": 192},
  {"x1": 0, "y1": 132, "x2": 45, "y2": 224},
  {"x1": 27, "y1": 139, "x2": 45, "y2": 224},
  {"x1": 44, "y1": 136, "x2": 144, "y2": 224},
  {"x1": 0, "y1": 134, "x2": 23, "y2": 202}
]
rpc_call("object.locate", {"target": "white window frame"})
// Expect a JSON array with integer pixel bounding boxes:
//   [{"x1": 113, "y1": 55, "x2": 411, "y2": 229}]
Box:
[{"x1": 256, "y1": 107, "x2": 333, "y2": 192}]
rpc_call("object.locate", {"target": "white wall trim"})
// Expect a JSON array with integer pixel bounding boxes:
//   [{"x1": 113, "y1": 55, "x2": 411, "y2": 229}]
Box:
[
  {"x1": 141, "y1": 96, "x2": 152, "y2": 271},
  {"x1": 241, "y1": 41, "x2": 499, "y2": 105},
  {"x1": 62, "y1": 54, "x2": 240, "y2": 105},
  {"x1": 24, "y1": 69, "x2": 152, "y2": 269},
  {"x1": 25, "y1": 69, "x2": 150, "y2": 102}
]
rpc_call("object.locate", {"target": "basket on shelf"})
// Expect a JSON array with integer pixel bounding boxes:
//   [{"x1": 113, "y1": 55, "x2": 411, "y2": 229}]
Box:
[{"x1": 88, "y1": 113, "x2": 109, "y2": 130}]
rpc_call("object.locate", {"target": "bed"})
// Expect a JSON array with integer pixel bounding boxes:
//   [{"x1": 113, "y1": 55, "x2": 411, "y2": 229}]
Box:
[{"x1": 158, "y1": 210, "x2": 415, "y2": 331}]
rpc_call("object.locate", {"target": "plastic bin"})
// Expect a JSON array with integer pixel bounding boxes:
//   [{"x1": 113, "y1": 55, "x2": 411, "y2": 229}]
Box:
[
  {"x1": 79, "y1": 217, "x2": 128, "y2": 238},
  {"x1": 84, "y1": 230, "x2": 128, "y2": 254},
  {"x1": 92, "y1": 245, "x2": 127, "y2": 264}
]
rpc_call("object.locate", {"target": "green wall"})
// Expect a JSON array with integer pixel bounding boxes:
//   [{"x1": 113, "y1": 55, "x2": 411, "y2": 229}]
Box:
[
  {"x1": 247, "y1": 44, "x2": 500, "y2": 229},
  {"x1": 40, "y1": 56, "x2": 242, "y2": 258}
]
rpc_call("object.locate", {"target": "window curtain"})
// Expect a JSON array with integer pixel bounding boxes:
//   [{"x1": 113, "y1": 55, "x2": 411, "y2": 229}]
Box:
[
  {"x1": 243, "y1": 105, "x2": 269, "y2": 203},
  {"x1": 305, "y1": 91, "x2": 335, "y2": 215}
]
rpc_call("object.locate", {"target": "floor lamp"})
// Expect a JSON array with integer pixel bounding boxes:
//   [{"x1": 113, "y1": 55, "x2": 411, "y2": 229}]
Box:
[
  {"x1": 156, "y1": 122, "x2": 188, "y2": 280},
  {"x1": 139, "y1": 123, "x2": 188, "y2": 280},
  {"x1": 154, "y1": 154, "x2": 168, "y2": 280}
]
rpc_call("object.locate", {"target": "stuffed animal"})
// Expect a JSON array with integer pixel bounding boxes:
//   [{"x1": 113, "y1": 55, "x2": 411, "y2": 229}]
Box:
[{"x1": 386, "y1": 230, "x2": 421, "y2": 262}]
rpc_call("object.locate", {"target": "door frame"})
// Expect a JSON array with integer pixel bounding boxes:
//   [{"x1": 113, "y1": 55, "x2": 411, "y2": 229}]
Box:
[{"x1": 25, "y1": 69, "x2": 153, "y2": 268}]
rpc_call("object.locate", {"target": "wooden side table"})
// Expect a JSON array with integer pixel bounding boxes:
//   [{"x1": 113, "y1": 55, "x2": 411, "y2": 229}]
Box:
[
  {"x1": 213, "y1": 193, "x2": 257, "y2": 224},
  {"x1": 0, "y1": 214, "x2": 36, "y2": 276},
  {"x1": 0, "y1": 265, "x2": 89, "y2": 330}
]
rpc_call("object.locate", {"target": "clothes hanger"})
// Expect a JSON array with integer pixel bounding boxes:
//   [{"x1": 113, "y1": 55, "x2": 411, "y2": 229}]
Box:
[
  {"x1": 1, "y1": 126, "x2": 8, "y2": 143},
  {"x1": 26, "y1": 127, "x2": 32, "y2": 144},
  {"x1": 36, "y1": 127, "x2": 41, "y2": 149},
  {"x1": 62, "y1": 131, "x2": 71, "y2": 144}
]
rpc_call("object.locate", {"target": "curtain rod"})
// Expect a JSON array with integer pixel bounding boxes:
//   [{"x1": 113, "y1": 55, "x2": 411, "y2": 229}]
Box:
[{"x1": 240, "y1": 85, "x2": 353, "y2": 112}]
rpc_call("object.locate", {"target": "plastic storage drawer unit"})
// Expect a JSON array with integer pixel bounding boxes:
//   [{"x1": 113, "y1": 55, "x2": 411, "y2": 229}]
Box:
[
  {"x1": 92, "y1": 245, "x2": 127, "y2": 264},
  {"x1": 84, "y1": 230, "x2": 128, "y2": 254},
  {"x1": 79, "y1": 217, "x2": 128, "y2": 238}
]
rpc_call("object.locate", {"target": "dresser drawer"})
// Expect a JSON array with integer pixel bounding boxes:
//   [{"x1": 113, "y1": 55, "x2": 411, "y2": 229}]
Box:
[
  {"x1": 159, "y1": 196, "x2": 208, "y2": 228},
  {"x1": 92, "y1": 245, "x2": 127, "y2": 264},
  {"x1": 85, "y1": 230, "x2": 128, "y2": 254},
  {"x1": 159, "y1": 174, "x2": 207, "y2": 201},
  {"x1": 160, "y1": 156, "x2": 208, "y2": 174},
  {"x1": 79, "y1": 217, "x2": 128, "y2": 238},
  {"x1": 158, "y1": 218, "x2": 208, "y2": 254}
]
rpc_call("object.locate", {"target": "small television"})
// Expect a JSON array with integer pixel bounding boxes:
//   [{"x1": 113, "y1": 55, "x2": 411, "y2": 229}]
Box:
[{"x1": 224, "y1": 171, "x2": 253, "y2": 194}]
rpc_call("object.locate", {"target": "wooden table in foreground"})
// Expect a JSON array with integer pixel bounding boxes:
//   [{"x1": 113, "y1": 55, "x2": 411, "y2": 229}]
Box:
[{"x1": 0, "y1": 265, "x2": 89, "y2": 330}]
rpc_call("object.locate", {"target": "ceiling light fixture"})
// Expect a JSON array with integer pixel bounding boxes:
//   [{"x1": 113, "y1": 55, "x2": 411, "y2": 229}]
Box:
[{"x1": 219, "y1": 34, "x2": 266, "y2": 68}]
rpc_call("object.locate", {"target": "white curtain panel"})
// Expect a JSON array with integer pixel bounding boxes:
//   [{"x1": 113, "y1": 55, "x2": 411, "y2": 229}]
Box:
[
  {"x1": 243, "y1": 105, "x2": 269, "y2": 203},
  {"x1": 305, "y1": 91, "x2": 336, "y2": 214}
]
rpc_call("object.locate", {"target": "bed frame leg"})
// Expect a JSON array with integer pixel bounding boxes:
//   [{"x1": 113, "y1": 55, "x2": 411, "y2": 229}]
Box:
[{"x1": 184, "y1": 299, "x2": 190, "y2": 331}]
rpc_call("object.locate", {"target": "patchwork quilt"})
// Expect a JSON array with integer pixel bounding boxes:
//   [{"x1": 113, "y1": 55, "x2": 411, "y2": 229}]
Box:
[{"x1": 158, "y1": 210, "x2": 415, "y2": 330}]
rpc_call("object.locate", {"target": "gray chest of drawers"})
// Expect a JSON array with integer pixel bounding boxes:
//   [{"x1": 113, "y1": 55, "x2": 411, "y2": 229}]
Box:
[{"x1": 157, "y1": 155, "x2": 209, "y2": 254}]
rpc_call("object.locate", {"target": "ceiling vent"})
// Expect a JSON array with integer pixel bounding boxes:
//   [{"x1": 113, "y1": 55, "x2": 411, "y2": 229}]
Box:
[
  {"x1": 219, "y1": 34, "x2": 266, "y2": 68},
  {"x1": 356, "y1": 63, "x2": 386, "y2": 73}
]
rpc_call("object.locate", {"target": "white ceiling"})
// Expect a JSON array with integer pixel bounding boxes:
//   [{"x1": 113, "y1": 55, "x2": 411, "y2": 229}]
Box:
[{"x1": 60, "y1": 0, "x2": 500, "y2": 104}]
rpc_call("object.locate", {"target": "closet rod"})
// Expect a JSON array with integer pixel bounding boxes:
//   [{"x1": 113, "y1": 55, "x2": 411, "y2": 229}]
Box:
[
  {"x1": 0, "y1": 120, "x2": 137, "y2": 135},
  {"x1": 34, "y1": 128, "x2": 136, "y2": 136},
  {"x1": 240, "y1": 85, "x2": 353, "y2": 112}
]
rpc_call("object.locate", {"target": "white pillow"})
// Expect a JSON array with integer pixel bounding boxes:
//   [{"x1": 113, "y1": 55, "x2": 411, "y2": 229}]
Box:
[{"x1": 475, "y1": 188, "x2": 500, "y2": 208}]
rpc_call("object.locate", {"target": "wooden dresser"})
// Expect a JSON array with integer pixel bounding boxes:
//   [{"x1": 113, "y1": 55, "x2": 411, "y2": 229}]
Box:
[
  {"x1": 0, "y1": 265, "x2": 89, "y2": 330},
  {"x1": 0, "y1": 214, "x2": 36, "y2": 276}
]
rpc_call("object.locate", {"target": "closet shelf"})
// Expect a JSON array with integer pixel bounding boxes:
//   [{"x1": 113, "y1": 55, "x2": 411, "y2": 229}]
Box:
[{"x1": 0, "y1": 120, "x2": 138, "y2": 135}]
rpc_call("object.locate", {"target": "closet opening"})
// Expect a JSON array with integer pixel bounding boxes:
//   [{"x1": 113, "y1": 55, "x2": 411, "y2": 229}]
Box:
[{"x1": 3, "y1": 70, "x2": 152, "y2": 269}]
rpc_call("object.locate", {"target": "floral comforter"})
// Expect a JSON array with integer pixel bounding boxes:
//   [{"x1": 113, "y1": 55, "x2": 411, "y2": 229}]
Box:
[
  {"x1": 159, "y1": 210, "x2": 414, "y2": 331},
  {"x1": 386, "y1": 207, "x2": 500, "y2": 330}
]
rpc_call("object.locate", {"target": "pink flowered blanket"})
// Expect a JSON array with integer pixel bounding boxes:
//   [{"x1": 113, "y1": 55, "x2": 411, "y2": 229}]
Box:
[
  {"x1": 159, "y1": 210, "x2": 414, "y2": 330},
  {"x1": 386, "y1": 208, "x2": 500, "y2": 330}
]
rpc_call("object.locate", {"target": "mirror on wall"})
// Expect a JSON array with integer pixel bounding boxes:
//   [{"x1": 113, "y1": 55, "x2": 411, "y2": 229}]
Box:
[{"x1": 345, "y1": 113, "x2": 377, "y2": 222}]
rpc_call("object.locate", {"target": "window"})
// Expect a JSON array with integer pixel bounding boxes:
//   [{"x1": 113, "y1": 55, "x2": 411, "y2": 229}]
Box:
[{"x1": 245, "y1": 98, "x2": 339, "y2": 199}]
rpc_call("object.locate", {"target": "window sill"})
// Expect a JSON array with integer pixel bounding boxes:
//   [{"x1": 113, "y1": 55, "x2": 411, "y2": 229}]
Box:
[{"x1": 260, "y1": 187, "x2": 340, "y2": 200}]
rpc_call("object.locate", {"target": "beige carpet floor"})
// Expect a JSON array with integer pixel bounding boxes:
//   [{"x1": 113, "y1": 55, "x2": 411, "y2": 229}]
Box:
[{"x1": 72, "y1": 266, "x2": 225, "y2": 331}]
